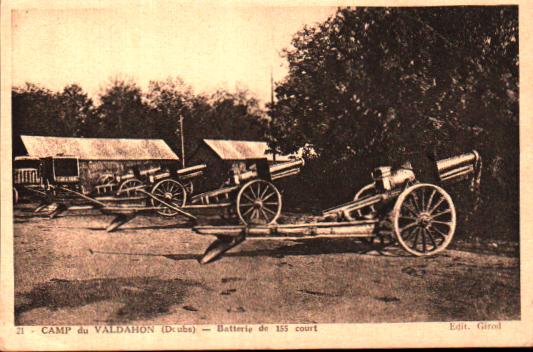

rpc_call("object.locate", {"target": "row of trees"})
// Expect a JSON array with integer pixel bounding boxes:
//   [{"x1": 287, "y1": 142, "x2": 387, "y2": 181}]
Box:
[{"x1": 12, "y1": 78, "x2": 268, "y2": 158}]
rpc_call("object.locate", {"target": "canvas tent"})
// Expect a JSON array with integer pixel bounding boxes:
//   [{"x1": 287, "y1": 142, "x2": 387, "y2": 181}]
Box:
[
  {"x1": 20, "y1": 136, "x2": 178, "y2": 160},
  {"x1": 200, "y1": 139, "x2": 291, "y2": 162},
  {"x1": 189, "y1": 139, "x2": 293, "y2": 190},
  {"x1": 19, "y1": 135, "x2": 180, "y2": 191}
]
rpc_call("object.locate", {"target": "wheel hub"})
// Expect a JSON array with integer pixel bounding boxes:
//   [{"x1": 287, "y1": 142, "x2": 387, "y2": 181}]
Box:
[
  {"x1": 417, "y1": 212, "x2": 432, "y2": 228},
  {"x1": 164, "y1": 192, "x2": 173, "y2": 200},
  {"x1": 253, "y1": 199, "x2": 263, "y2": 209}
]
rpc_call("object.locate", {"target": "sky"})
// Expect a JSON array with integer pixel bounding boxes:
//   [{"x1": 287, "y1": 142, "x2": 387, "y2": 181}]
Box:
[{"x1": 11, "y1": 3, "x2": 337, "y2": 104}]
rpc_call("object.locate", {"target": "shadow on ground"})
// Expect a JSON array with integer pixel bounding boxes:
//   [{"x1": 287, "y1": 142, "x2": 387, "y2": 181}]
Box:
[
  {"x1": 15, "y1": 276, "x2": 205, "y2": 324},
  {"x1": 90, "y1": 238, "x2": 408, "y2": 263},
  {"x1": 207, "y1": 238, "x2": 409, "y2": 261},
  {"x1": 83, "y1": 223, "x2": 193, "y2": 232}
]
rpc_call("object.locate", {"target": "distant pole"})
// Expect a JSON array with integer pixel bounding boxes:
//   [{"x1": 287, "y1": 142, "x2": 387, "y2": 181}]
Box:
[
  {"x1": 179, "y1": 113, "x2": 185, "y2": 168},
  {"x1": 270, "y1": 66, "x2": 274, "y2": 106},
  {"x1": 270, "y1": 66, "x2": 277, "y2": 162},
  {"x1": 270, "y1": 22, "x2": 275, "y2": 106}
]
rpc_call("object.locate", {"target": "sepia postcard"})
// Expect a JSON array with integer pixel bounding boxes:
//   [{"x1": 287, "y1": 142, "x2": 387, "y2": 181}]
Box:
[{"x1": 0, "y1": 0, "x2": 532, "y2": 349}]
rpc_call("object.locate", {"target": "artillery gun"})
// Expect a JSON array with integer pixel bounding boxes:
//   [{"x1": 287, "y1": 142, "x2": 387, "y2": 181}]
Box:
[
  {"x1": 193, "y1": 150, "x2": 482, "y2": 263},
  {"x1": 189, "y1": 158, "x2": 305, "y2": 225},
  {"x1": 324, "y1": 151, "x2": 481, "y2": 221}
]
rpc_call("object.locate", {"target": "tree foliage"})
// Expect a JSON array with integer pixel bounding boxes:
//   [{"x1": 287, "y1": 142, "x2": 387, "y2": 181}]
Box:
[
  {"x1": 269, "y1": 6, "x2": 518, "y2": 239},
  {"x1": 13, "y1": 83, "x2": 61, "y2": 136},
  {"x1": 96, "y1": 79, "x2": 151, "y2": 138},
  {"x1": 12, "y1": 83, "x2": 97, "y2": 155},
  {"x1": 57, "y1": 84, "x2": 97, "y2": 136},
  {"x1": 144, "y1": 78, "x2": 268, "y2": 159},
  {"x1": 189, "y1": 89, "x2": 268, "y2": 147}
]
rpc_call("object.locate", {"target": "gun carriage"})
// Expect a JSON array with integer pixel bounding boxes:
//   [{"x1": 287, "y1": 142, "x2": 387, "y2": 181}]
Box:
[{"x1": 193, "y1": 150, "x2": 482, "y2": 264}]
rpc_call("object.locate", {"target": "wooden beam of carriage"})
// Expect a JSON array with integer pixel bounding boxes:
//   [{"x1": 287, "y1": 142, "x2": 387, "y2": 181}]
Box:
[
  {"x1": 57, "y1": 186, "x2": 107, "y2": 207},
  {"x1": 321, "y1": 193, "x2": 388, "y2": 218},
  {"x1": 22, "y1": 186, "x2": 49, "y2": 198},
  {"x1": 195, "y1": 220, "x2": 379, "y2": 264},
  {"x1": 194, "y1": 219, "x2": 378, "y2": 238}
]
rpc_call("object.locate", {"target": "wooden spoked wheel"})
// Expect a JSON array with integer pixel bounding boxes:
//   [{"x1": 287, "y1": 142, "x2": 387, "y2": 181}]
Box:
[
  {"x1": 183, "y1": 180, "x2": 194, "y2": 195},
  {"x1": 236, "y1": 179, "x2": 282, "y2": 225},
  {"x1": 353, "y1": 183, "x2": 377, "y2": 218},
  {"x1": 150, "y1": 179, "x2": 187, "y2": 217},
  {"x1": 392, "y1": 183, "x2": 456, "y2": 256},
  {"x1": 117, "y1": 178, "x2": 144, "y2": 197}
]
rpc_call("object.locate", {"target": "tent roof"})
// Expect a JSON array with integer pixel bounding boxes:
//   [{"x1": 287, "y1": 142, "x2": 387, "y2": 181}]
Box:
[
  {"x1": 203, "y1": 139, "x2": 291, "y2": 161},
  {"x1": 20, "y1": 135, "x2": 179, "y2": 161}
]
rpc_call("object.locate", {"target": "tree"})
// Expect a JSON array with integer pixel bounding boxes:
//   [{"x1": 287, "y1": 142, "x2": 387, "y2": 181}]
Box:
[
  {"x1": 202, "y1": 88, "x2": 268, "y2": 141},
  {"x1": 12, "y1": 83, "x2": 62, "y2": 156},
  {"x1": 96, "y1": 78, "x2": 150, "y2": 138},
  {"x1": 146, "y1": 78, "x2": 269, "y2": 164},
  {"x1": 176, "y1": 88, "x2": 269, "y2": 162},
  {"x1": 146, "y1": 77, "x2": 195, "y2": 156},
  {"x1": 269, "y1": 6, "x2": 518, "y2": 239},
  {"x1": 12, "y1": 83, "x2": 61, "y2": 136},
  {"x1": 56, "y1": 84, "x2": 97, "y2": 137}
]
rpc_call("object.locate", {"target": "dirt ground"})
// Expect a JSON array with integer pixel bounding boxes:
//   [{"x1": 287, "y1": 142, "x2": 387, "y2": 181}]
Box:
[{"x1": 13, "y1": 204, "x2": 520, "y2": 325}]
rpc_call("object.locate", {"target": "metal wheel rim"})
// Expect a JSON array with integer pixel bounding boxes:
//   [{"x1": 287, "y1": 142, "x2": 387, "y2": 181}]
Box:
[
  {"x1": 150, "y1": 179, "x2": 187, "y2": 217},
  {"x1": 354, "y1": 183, "x2": 376, "y2": 217},
  {"x1": 184, "y1": 180, "x2": 194, "y2": 195},
  {"x1": 117, "y1": 178, "x2": 143, "y2": 197},
  {"x1": 236, "y1": 179, "x2": 282, "y2": 225},
  {"x1": 392, "y1": 183, "x2": 456, "y2": 256}
]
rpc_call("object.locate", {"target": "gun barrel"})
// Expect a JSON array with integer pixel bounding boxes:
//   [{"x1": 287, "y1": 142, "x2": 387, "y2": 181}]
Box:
[
  {"x1": 177, "y1": 164, "x2": 208, "y2": 176},
  {"x1": 436, "y1": 150, "x2": 479, "y2": 175},
  {"x1": 139, "y1": 166, "x2": 161, "y2": 176},
  {"x1": 270, "y1": 159, "x2": 305, "y2": 175},
  {"x1": 271, "y1": 168, "x2": 301, "y2": 181},
  {"x1": 237, "y1": 159, "x2": 305, "y2": 183},
  {"x1": 116, "y1": 173, "x2": 134, "y2": 183},
  {"x1": 152, "y1": 171, "x2": 171, "y2": 181}
]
